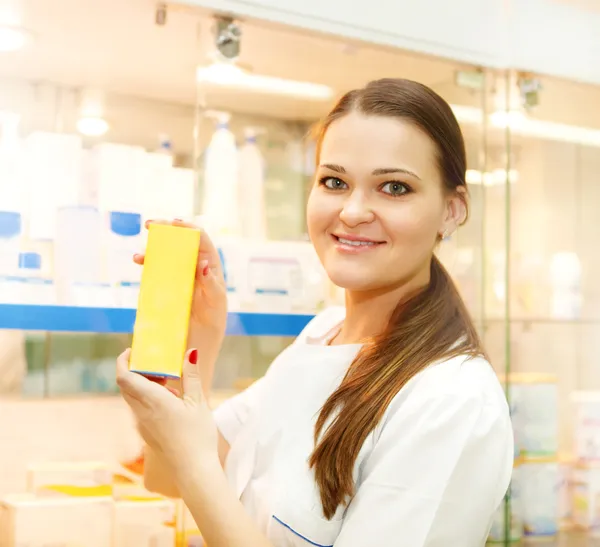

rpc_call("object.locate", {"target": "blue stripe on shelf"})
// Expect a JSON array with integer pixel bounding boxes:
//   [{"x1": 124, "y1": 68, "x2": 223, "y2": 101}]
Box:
[{"x1": 0, "y1": 304, "x2": 313, "y2": 337}]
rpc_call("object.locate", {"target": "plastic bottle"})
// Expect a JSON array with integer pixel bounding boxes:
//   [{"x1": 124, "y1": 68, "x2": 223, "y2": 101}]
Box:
[
  {"x1": 25, "y1": 131, "x2": 83, "y2": 239},
  {"x1": 202, "y1": 112, "x2": 239, "y2": 236},
  {"x1": 0, "y1": 211, "x2": 21, "y2": 303},
  {"x1": 54, "y1": 206, "x2": 111, "y2": 307},
  {"x1": 106, "y1": 212, "x2": 143, "y2": 309},
  {"x1": 156, "y1": 134, "x2": 173, "y2": 156},
  {"x1": 238, "y1": 128, "x2": 267, "y2": 240}
]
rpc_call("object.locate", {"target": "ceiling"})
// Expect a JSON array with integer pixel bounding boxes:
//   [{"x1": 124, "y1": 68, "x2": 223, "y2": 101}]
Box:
[
  {"x1": 0, "y1": 0, "x2": 477, "y2": 121},
  {"x1": 0, "y1": 0, "x2": 599, "y2": 131}
]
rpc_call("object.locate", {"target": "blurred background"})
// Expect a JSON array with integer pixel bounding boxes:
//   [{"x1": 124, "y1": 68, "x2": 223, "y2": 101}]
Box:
[{"x1": 0, "y1": 0, "x2": 600, "y2": 545}]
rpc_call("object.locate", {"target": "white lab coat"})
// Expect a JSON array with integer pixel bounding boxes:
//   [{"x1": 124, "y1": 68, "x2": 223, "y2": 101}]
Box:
[{"x1": 214, "y1": 307, "x2": 513, "y2": 547}]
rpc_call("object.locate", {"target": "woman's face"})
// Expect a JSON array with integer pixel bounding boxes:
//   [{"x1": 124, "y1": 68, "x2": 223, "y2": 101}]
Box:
[{"x1": 307, "y1": 111, "x2": 462, "y2": 294}]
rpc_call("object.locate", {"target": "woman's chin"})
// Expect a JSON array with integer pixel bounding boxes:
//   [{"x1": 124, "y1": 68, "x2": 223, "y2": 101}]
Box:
[{"x1": 326, "y1": 271, "x2": 379, "y2": 293}]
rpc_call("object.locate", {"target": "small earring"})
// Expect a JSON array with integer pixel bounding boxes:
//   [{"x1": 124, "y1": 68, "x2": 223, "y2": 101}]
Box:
[{"x1": 440, "y1": 230, "x2": 447, "y2": 240}]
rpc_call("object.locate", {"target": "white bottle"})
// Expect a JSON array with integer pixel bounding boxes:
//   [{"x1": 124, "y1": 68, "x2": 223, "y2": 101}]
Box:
[
  {"x1": 156, "y1": 134, "x2": 174, "y2": 156},
  {"x1": 238, "y1": 128, "x2": 267, "y2": 240},
  {"x1": 202, "y1": 112, "x2": 239, "y2": 236},
  {"x1": 25, "y1": 131, "x2": 83, "y2": 239},
  {"x1": 106, "y1": 212, "x2": 143, "y2": 309},
  {"x1": 54, "y1": 206, "x2": 110, "y2": 307},
  {"x1": 0, "y1": 211, "x2": 22, "y2": 303}
]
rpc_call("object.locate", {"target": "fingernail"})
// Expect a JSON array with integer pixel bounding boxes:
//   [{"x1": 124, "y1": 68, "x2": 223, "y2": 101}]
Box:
[
  {"x1": 174, "y1": 218, "x2": 183, "y2": 222},
  {"x1": 189, "y1": 349, "x2": 198, "y2": 365},
  {"x1": 133, "y1": 253, "x2": 140, "y2": 259}
]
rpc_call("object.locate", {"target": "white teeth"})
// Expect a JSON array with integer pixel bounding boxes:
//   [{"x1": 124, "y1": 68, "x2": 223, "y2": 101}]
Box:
[{"x1": 338, "y1": 237, "x2": 375, "y2": 246}]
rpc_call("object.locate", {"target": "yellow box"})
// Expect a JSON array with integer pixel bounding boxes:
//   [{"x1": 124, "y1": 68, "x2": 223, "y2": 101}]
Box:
[
  {"x1": 26, "y1": 461, "x2": 112, "y2": 498},
  {"x1": 129, "y1": 224, "x2": 200, "y2": 379}
]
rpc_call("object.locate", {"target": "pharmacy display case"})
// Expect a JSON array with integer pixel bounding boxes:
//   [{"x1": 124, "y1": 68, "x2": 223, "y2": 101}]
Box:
[{"x1": 1, "y1": 1, "x2": 600, "y2": 546}]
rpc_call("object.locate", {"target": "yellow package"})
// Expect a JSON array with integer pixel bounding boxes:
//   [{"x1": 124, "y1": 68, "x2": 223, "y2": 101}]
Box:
[{"x1": 129, "y1": 224, "x2": 200, "y2": 379}]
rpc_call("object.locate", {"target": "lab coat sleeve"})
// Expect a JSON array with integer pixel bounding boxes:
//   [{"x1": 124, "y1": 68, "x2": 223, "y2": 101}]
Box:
[
  {"x1": 334, "y1": 392, "x2": 513, "y2": 547},
  {"x1": 213, "y1": 376, "x2": 266, "y2": 445}
]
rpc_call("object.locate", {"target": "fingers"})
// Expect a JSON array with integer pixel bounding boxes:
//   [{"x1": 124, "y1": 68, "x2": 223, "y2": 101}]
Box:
[
  {"x1": 147, "y1": 376, "x2": 168, "y2": 386},
  {"x1": 196, "y1": 257, "x2": 227, "y2": 301},
  {"x1": 116, "y1": 349, "x2": 166, "y2": 404},
  {"x1": 166, "y1": 386, "x2": 181, "y2": 397},
  {"x1": 137, "y1": 219, "x2": 223, "y2": 280},
  {"x1": 182, "y1": 348, "x2": 203, "y2": 405}
]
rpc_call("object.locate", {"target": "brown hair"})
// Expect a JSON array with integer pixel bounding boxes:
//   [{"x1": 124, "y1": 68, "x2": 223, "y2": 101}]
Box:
[{"x1": 308, "y1": 78, "x2": 486, "y2": 519}]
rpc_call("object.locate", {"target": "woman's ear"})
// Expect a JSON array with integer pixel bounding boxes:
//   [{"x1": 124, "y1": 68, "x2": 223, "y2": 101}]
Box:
[{"x1": 441, "y1": 187, "x2": 468, "y2": 236}]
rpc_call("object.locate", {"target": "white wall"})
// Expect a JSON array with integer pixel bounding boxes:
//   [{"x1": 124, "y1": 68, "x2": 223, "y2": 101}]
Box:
[{"x1": 178, "y1": 0, "x2": 600, "y2": 86}]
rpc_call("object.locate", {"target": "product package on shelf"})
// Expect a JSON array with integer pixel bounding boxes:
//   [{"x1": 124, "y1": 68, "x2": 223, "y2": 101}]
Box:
[
  {"x1": 13, "y1": 252, "x2": 56, "y2": 305},
  {"x1": 0, "y1": 494, "x2": 113, "y2": 547},
  {"x1": 26, "y1": 461, "x2": 112, "y2": 498},
  {"x1": 166, "y1": 167, "x2": 196, "y2": 221},
  {"x1": 114, "y1": 499, "x2": 176, "y2": 547},
  {"x1": 140, "y1": 150, "x2": 174, "y2": 223},
  {"x1": 54, "y1": 206, "x2": 113, "y2": 307},
  {"x1": 212, "y1": 236, "x2": 327, "y2": 315},
  {"x1": 509, "y1": 374, "x2": 558, "y2": 458},
  {"x1": 215, "y1": 236, "x2": 244, "y2": 312},
  {"x1": 176, "y1": 502, "x2": 204, "y2": 547},
  {"x1": 559, "y1": 454, "x2": 574, "y2": 530},
  {"x1": 238, "y1": 127, "x2": 267, "y2": 240},
  {"x1": 487, "y1": 459, "x2": 523, "y2": 543},
  {"x1": 202, "y1": 112, "x2": 239, "y2": 237},
  {"x1": 105, "y1": 211, "x2": 143, "y2": 309},
  {"x1": 94, "y1": 143, "x2": 146, "y2": 215},
  {"x1": 571, "y1": 462, "x2": 600, "y2": 534},
  {"x1": 24, "y1": 131, "x2": 84, "y2": 240},
  {"x1": 572, "y1": 391, "x2": 600, "y2": 463},
  {"x1": 243, "y1": 240, "x2": 327, "y2": 314},
  {"x1": 0, "y1": 212, "x2": 22, "y2": 304},
  {"x1": 521, "y1": 457, "x2": 560, "y2": 538}
]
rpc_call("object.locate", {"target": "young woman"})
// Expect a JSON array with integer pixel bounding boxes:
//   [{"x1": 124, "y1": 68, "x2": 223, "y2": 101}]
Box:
[{"x1": 117, "y1": 78, "x2": 514, "y2": 547}]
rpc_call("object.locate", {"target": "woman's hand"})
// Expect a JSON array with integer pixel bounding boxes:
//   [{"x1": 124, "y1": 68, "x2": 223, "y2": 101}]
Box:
[
  {"x1": 116, "y1": 347, "x2": 220, "y2": 480},
  {"x1": 134, "y1": 219, "x2": 228, "y2": 337}
]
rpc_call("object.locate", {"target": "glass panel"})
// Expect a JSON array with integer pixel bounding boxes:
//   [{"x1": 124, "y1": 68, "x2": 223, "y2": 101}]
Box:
[
  {"x1": 501, "y1": 73, "x2": 600, "y2": 544},
  {"x1": 479, "y1": 69, "x2": 513, "y2": 547}
]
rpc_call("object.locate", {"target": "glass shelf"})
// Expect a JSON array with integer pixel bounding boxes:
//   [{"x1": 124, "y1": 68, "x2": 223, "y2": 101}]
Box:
[{"x1": 0, "y1": 305, "x2": 313, "y2": 337}]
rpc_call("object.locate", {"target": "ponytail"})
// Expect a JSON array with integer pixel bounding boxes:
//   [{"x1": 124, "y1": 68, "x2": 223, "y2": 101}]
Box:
[{"x1": 309, "y1": 256, "x2": 484, "y2": 519}]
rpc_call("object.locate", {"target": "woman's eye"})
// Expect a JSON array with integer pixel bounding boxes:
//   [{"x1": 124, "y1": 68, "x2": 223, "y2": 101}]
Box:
[
  {"x1": 381, "y1": 181, "x2": 409, "y2": 196},
  {"x1": 321, "y1": 177, "x2": 347, "y2": 190}
]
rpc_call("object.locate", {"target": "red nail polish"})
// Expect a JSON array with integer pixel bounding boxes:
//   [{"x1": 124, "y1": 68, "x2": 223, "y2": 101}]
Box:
[
  {"x1": 189, "y1": 349, "x2": 198, "y2": 365},
  {"x1": 202, "y1": 265, "x2": 210, "y2": 276}
]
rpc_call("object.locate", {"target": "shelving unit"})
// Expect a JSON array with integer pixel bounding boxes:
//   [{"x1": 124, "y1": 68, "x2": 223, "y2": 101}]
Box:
[{"x1": 0, "y1": 304, "x2": 313, "y2": 337}]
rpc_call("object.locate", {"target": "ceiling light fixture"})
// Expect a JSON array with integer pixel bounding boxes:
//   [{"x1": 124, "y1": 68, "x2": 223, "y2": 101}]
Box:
[
  {"x1": 451, "y1": 104, "x2": 600, "y2": 148},
  {"x1": 196, "y1": 62, "x2": 334, "y2": 101},
  {"x1": 465, "y1": 168, "x2": 519, "y2": 186},
  {"x1": 0, "y1": 25, "x2": 29, "y2": 52},
  {"x1": 76, "y1": 116, "x2": 109, "y2": 137}
]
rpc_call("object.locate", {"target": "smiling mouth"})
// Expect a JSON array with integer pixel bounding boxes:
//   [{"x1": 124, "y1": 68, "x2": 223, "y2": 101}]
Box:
[{"x1": 332, "y1": 235, "x2": 386, "y2": 248}]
